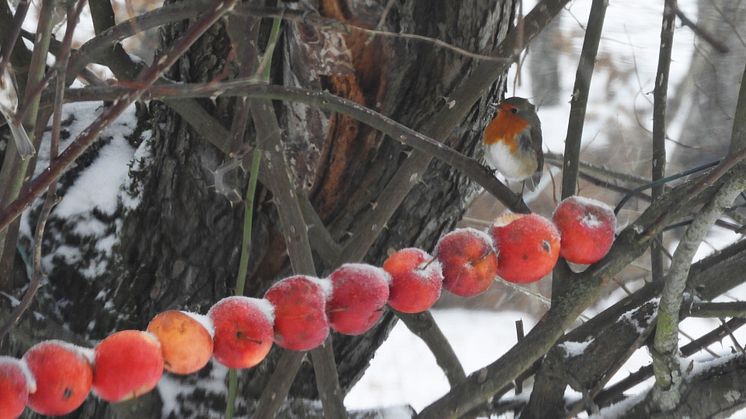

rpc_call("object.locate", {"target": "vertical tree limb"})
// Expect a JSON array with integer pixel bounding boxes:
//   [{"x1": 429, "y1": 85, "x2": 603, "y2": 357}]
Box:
[{"x1": 651, "y1": 0, "x2": 676, "y2": 284}]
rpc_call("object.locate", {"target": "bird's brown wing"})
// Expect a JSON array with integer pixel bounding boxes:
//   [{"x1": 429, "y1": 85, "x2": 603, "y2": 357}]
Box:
[{"x1": 530, "y1": 121, "x2": 543, "y2": 175}]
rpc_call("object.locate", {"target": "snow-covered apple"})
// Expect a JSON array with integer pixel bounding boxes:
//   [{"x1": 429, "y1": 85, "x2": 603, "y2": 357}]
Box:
[
  {"x1": 435, "y1": 228, "x2": 499, "y2": 297},
  {"x1": 0, "y1": 356, "x2": 34, "y2": 419},
  {"x1": 489, "y1": 213, "x2": 561, "y2": 283},
  {"x1": 553, "y1": 196, "x2": 616, "y2": 265},
  {"x1": 264, "y1": 276, "x2": 330, "y2": 351},
  {"x1": 383, "y1": 248, "x2": 443, "y2": 313},
  {"x1": 208, "y1": 297, "x2": 274, "y2": 368},
  {"x1": 327, "y1": 264, "x2": 390, "y2": 335},
  {"x1": 92, "y1": 330, "x2": 164, "y2": 402},
  {"x1": 23, "y1": 341, "x2": 92, "y2": 415},
  {"x1": 146, "y1": 310, "x2": 214, "y2": 375}
]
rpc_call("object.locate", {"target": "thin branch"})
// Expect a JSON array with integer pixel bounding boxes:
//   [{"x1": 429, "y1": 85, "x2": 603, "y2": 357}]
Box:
[
  {"x1": 673, "y1": 5, "x2": 729, "y2": 54},
  {"x1": 60, "y1": 81, "x2": 529, "y2": 213},
  {"x1": 688, "y1": 301, "x2": 746, "y2": 318},
  {"x1": 651, "y1": 0, "x2": 676, "y2": 285},
  {"x1": 0, "y1": 0, "x2": 29, "y2": 76},
  {"x1": 0, "y1": 0, "x2": 238, "y2": 233},
  {"x1": 248, "y1": 26, "x2": 347, "y2": 416},
  {"x1": 0, "y1": 0, "x2": 55, "y2": 275},
  {"x1": 560, "y1": 0, "x2": 607, "y2": 200},
  {"x1": 225, "y1": 150, "x2": 262, "y2": 419},
  {"x1": 0, "y1": 0, "x2": 85, "y2": 340},
  {"x1": 553, "y1": 0, "x2": 607, "y2": 306},
  {"x1": 614, "y1": 159, "x2": 720, "y2": 215}
]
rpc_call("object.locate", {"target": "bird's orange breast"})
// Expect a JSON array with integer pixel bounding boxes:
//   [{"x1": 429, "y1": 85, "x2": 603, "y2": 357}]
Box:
[{"x1": 483, "y1": 112, "x2": 530, "y2": 152}]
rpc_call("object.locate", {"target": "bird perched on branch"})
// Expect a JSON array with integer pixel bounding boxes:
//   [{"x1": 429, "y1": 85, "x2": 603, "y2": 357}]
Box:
[
  {"x1": 482, "y1": 97, "x2": 543, "y2": 190},
  {"x1": 0, "y1": 64, "x2": 35, "y2": 160}
]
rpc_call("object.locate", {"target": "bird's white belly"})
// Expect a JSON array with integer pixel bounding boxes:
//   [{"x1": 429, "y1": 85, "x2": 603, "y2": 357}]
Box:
[{"x1": 485, "y1": 141, "x2": 535, "y2": 181}]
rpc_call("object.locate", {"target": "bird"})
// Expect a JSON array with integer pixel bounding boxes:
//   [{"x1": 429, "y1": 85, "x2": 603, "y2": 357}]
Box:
[
  {"x1": 482, "y1": 96, "x2": 543, "y2": 190},
  {"x1": 0, "y1": 64, "x2": 35, "y2": 160}
]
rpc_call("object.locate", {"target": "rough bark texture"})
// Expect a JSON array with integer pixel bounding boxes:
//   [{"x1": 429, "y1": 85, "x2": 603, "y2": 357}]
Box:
[{"x1": 1, "y1": 1, "x2": 515, "y2": 417}]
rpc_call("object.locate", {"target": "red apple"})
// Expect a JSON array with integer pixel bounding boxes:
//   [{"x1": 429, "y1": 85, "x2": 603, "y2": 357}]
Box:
[
  {"x1": 264, "y1": 276, "x2": 330, "y2": 351},
  {"x1": 208, "y1": 297, "x2": 274, "y2": 368},
  {"x1": 489, "y1": 213, "x2": 561, "y2": 283},
  {"x1": 0, "y1": 357, "x2": 33, "y2": 419},
  {"x1": 382, "y1": 248, "x2": 443, "y2": 313},
  {"x1": 92, "y1": 330, "x2": 164, "y2": 402},
  {"x1": 23, "y1": 341, "x2": 92, "y2": 416},
  {"x1": 327, "y1": 264, "x2": 390, "y2": 335},
  {"x1": 435, "y1": 228, "x2": 499, "y2": 297},
  {"x1": 553, "y1": 196, "x2": 616, "y2": 265},
  {"x1": 146, "y1": 310, "x2": 214, "y2": 375}
]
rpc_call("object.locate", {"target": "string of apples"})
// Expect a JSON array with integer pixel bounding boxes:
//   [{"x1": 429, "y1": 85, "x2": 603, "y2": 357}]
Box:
[{"x1": 0, "y1": 197, "x2": 615, "y2": 417}]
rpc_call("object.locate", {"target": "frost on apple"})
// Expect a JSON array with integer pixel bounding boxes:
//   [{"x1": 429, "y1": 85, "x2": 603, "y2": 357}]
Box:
[
  {"x1": 147, "y1": 311, "x2": 214, "y2": 375},
  {"x1": 23, "y1": 340, "x2": 93, "y2": 416},
  {"x1": 553, "y1": 196, "x2": 616, "y2": 265},
  {"x1": 489, "y1": 213, "x2": 561, "y2": 284},
  {"x1": 92, "y1": 330, "x2": 164, "y2": 403},
  {"x1": 327, "y1": 263, "x2": 391, "y2": 335},
  {"x1": 383, "y1": 248, "x2": 444, "y2": 313},
  {"x1": 264, "y1": 276, "x2": 330, "y2": 351},
  {"x1": 208, "y1": 296, "x2": 274, "y2": 368},
  {"x1": 0, "y1": 356, "x2": 33, "y2": 419},
  {"x1": 435, "y1": 228, "x2": 499, "y2": 297}
]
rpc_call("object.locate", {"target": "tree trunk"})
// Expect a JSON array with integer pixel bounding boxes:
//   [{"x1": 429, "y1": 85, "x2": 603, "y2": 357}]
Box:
[{"x1": 3, "y1": 0, "x2": 516, "y2": 417}]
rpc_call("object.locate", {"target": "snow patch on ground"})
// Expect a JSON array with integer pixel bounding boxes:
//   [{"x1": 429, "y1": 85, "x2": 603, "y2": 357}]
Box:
[{"x1": 345, "y1": 309, "x2": 537, "y2": 412}]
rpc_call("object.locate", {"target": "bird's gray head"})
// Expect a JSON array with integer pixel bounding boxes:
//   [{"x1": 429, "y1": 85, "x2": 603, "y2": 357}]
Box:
[{"x1": 501, "y1": 97, "x2": 536, "y2": 112}]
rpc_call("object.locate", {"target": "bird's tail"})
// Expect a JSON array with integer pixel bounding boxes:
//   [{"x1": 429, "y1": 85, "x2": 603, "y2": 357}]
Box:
[{"x1": 7, "y1": 117, "x2": 35, "y2": 160}]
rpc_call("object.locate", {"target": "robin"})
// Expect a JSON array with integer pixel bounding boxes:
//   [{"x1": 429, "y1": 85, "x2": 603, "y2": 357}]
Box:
[
  {"x1": 0, "y1": 65, "x2": 35, "y2": 160},
  {"x1": 482, "y1": 97, "x2": 543, "y2": 190}
]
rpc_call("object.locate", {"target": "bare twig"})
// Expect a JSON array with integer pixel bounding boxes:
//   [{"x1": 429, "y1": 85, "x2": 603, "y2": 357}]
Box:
[
  {"x1": 651, "y1": 0, "x2": 676, "y2": 284},
  {"x1": 560, "y1": 0, "x2": 607, "y2": 200},
  {"x1": 61, "y1": 81, "x2": 529, "y2": 213},
  {"x1": 554, "y1": 0, "x2": 607, "y2": 304},
  {"x1": 0, "y1": 0, "x2": 238, "y2": 233},
  {"x1": 0, "y1": 0, "x2": 55, "y2": 278},
  {"x1": 0, "y1": 0, "x2": 85, "y2": 340},
  {"x1": 689, "y1": 301, "x2": 746, "y2": 318},
  {"x1": 0, "y1": 0, "x2": 29, "y2": 76},
  {"x1": 673, "y1": 5, "x2": 729, "y2": 54},
  {"x1": 248, "y1": 25, "x2": 347, "y2": 417}
]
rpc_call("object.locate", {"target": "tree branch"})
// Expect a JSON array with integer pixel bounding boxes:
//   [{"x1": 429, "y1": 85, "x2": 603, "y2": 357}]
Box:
[
  {"x1": 61, "y1": 81, "x2": 525, "y2": 211},
  {"x1": 652, "y1": 179, "x2": 744, "y2": 410},
  {"x1": 552, "y1": 0, "x2": 607, "y2": 314},
  {"x1": 651, "y1": 0, "x2": 676, "y2": 285}
]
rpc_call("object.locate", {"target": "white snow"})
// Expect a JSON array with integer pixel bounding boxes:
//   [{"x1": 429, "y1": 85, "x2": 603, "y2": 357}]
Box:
[
  {"x1": 54, "y1": 135, "x2": 134, "y2": 218},
  {"x1": 560, "y1": 338, "x2": 593, "y2": 357},
  {"x1": 0, "y1": 356, "x2": 37, "y2": 393},
  {"x1": 438, "y1": 227, "x2": 497, "y2": 252},
  {"x1": 158, "y1": 361, "x2": 230, "y2": 417},
  {"x1": 345, "y1": 309, "x2": 537, "y2": 412},
  {"x1": 310, "y1": 277, "x2": 334, "y2": 300},
  {"x1": 208, "y1": 296, "x2": 276, "y2": 325},
  {"x1": 335, "y1": 263, "x2": 393, "y2": 285},
  {"x1": 181, "y1": 311, "x2": 216, "y2": 338}
]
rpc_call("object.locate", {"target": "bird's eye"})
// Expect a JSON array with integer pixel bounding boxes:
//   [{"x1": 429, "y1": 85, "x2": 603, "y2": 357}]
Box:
[{"x1": 510, "y1": 108, "x2": 518, "y2": 114}]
